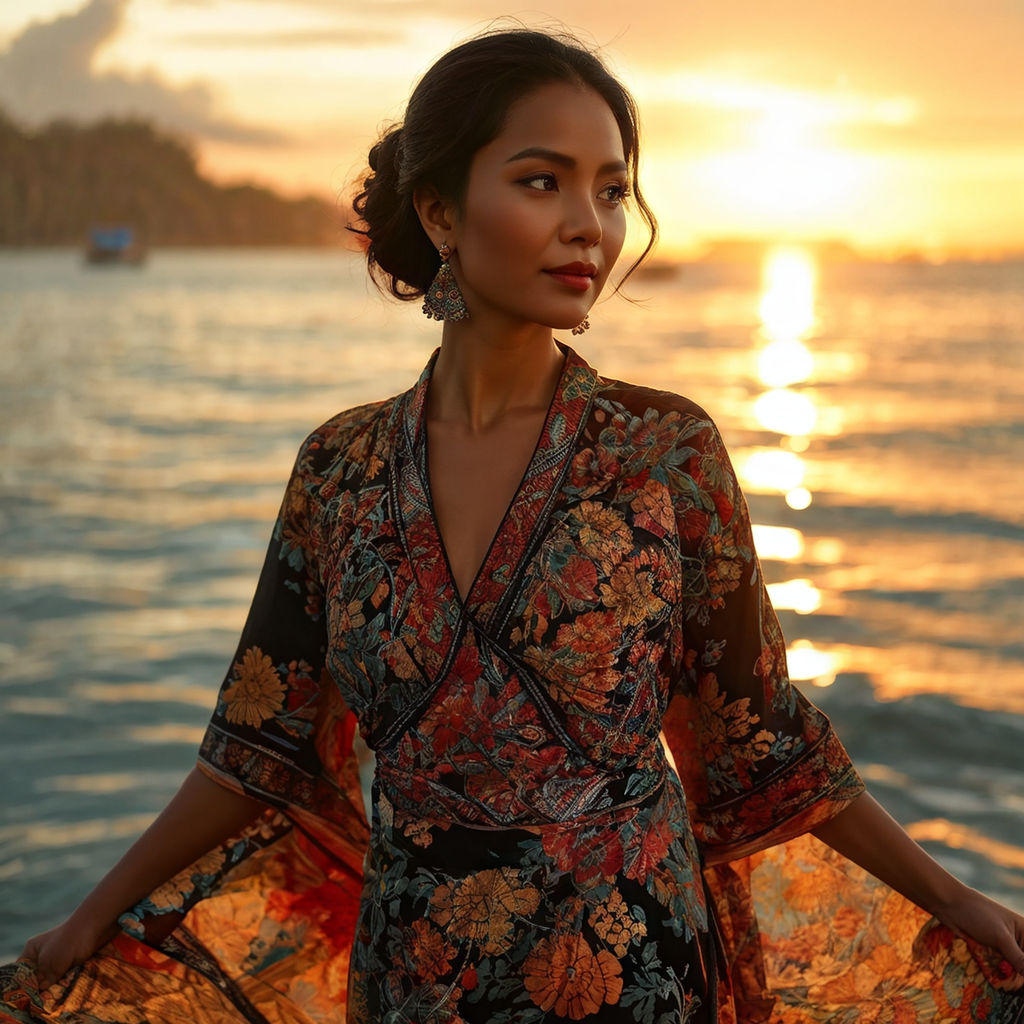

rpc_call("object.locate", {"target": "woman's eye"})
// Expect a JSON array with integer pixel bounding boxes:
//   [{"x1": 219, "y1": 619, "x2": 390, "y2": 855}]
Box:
[
  {"x1": 521, "y1": 173, "x2": 558, "y2": 192},
  {"x1": 599, "y1": 183, "x2": 630, "y2": 204}
]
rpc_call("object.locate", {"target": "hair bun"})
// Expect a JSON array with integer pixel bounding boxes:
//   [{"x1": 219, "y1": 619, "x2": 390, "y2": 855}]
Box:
[
  {"x1": 368, "y1": 127, "x2": 402, "y2": 182},
  {"x1": 351, "y1": 122, "x2": 435, "y2": 297}
]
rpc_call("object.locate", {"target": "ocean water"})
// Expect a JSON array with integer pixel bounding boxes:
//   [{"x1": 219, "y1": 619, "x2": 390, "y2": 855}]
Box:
[{"x1": 1, "y1": 248, "x2": 1022, "y2": 959}]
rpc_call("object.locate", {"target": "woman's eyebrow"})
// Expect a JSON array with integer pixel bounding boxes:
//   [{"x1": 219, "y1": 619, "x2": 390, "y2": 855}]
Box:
[{"x1": 505, "y1": 146, "x2": 628, "y2": 175}]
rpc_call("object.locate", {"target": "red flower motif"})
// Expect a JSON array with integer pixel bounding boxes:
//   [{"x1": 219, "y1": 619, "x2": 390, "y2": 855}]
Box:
[{"x1": 570, "y1": 446, "x2": 621, "y2": 494}]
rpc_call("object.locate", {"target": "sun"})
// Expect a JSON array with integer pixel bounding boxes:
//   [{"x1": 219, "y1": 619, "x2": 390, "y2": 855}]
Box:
[{"x1": 697, "y1": 105, "x2": 865, "y2": 231}]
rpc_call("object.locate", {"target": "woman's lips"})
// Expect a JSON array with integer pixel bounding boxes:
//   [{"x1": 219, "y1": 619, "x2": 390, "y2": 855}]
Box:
[
  {"x1": 540, "y1": 264, "x2": 598, "y2": 292},
  {"x1": 543, "y1": 270, "x2": 594, "y2": 292}
]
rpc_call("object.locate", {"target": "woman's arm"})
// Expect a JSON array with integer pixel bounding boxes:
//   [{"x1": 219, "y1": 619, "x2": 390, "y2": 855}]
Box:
[
  {"x1": 812, "y1": 790, "x2": 1024, "y2": 978},
  {"x1": 21, "y1": 765, "x2": 267, "y2": 987}
]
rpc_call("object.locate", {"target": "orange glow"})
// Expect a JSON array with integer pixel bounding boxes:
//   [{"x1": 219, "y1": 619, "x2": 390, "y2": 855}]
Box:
[
  {"x1": 744, "y1": 246, "x2": 824, "y2": 507},
  {"x1": 689, "y1": 115, "x2": 869, "y2": 238},
  {"x1": 906, "y1": 820, "x2": 1024, "y2": 871},
  {"x1": 759, "y1": 247, "x2": 817, "y2": 341},
  {"x1": 5, "y1": 3, "x2": 1023, "y2": 252},
  {"x1": 753, "y1": 389, "x2": 818, "y2": 436},
  {"x1": 785, "y1": 487, "x2": 813, "y2": 510},
  {"x1": 758, "y1": 340, "x2": 814, "y2": 388},
  {"x1": 767, "y1": 579, "x2": 823, "y2": 614},
  {"x1": 751, "y1": 524, "x2": 805, "y2": 561},
  {"x1": 786, "y1": 639, "x2": 840, "y2": 686},
  {"x1": 737, "y1": 448, "x2": 805, "y2": 493}
]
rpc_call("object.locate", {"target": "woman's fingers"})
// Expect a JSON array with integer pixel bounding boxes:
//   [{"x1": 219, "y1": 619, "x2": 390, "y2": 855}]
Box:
[
  {"x1": 988, "y1": 909, "x2": 1024, "y2": 977},
  {"x1": 959, "y1": 900, "x2": 1024, "y2": 987},
  {"x1": 19, "y1": 928, "x2": 69, "y2": 989},
  {"x1": 1006, "y1": 917, "x2": 1024, "y2": 977}
]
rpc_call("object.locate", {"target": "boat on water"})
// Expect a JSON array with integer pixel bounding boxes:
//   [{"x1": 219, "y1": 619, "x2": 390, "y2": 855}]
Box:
[{"x1": 85, "y1": 225, "x2": 147, "y2": 265}]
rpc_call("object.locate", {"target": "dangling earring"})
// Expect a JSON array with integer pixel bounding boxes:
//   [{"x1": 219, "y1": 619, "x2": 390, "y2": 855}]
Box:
[
  {"x1": 422, "y1": 242, "x2": 469, "y2": 322},
  {"x1": 571, "y1": 316, "x2": 591, "y2": 336}
]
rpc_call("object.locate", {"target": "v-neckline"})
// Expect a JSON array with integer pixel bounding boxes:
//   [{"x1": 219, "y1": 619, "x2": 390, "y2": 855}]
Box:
[
  {"x1": 397, "y1": 343, "x2": 599, "y2": 620},
  {"x1": 421, "y1": 359, "x2": 565, "y2": 607}
]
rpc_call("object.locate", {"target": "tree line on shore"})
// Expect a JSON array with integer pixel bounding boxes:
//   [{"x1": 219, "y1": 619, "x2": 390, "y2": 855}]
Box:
[{"x1": 0, "y1": 109, "x2": 345, "y2": 247}]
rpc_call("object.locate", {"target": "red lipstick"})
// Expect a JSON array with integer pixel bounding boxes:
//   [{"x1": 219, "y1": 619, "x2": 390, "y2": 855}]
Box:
[{"x1": 544, "y1": 261, "x2": 597, "y2": 291}]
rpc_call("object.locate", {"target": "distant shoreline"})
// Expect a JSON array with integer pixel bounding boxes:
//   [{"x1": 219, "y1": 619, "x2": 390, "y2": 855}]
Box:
[
  {"x1": 3, "y1": 111, "x2": 1020, "y2": 260},
  {"x1": 0, "y1": 109, "x2": 344, "y2": 247},
  {"x1": 3, "y1": 245, "x2": 1022, "y2": 269}
]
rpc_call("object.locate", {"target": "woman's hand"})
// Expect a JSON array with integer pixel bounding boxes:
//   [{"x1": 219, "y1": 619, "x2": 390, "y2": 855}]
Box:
[
  {"x1": 813, "y1": 792, "x2": 1024, "y2": 986},
  {"x1": 20, "y1": 917, "x2": 118, "y2": 989},
  {"x1": 16, "y1": 767, "x2": 266, "y2": 991},
  {"x1": 934, "y1": 888, "x2": 1024, "y2": 988}
]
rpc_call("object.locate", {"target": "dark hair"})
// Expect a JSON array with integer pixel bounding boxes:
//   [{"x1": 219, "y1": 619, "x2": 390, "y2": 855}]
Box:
[{"x1": 349, "y1": 27, "x2": 658, "y2": 300}]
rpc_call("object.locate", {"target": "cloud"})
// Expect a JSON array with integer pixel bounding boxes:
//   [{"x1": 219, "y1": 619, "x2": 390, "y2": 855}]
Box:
[
  {"x1": 174, "y1": 28, "x2": 404, "y2": 49},
  {"x1": 0, "y1": 0, "x2": 284, "y2": 143}
]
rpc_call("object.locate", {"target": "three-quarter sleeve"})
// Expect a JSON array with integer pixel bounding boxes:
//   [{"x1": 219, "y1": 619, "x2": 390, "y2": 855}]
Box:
[
  {"x1": 197, "y1": 432, "x2": 335, "y2": 812},
  {"x1": 661, "y1": 413, "x2": 864, "y2": 865}
]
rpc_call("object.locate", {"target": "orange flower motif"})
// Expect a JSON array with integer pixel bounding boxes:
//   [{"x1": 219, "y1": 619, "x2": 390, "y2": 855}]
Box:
[
  {"x1": 783, "y1": 862, "x2": 833, "y2": 915},
  {"x1": 588, "y1": 889, "x2": 646, "y2": 957},
  {"x1": 629, "y1": 479, "x2": 675, "y2": 537},
  {"x1": 556, "y1": 609, "x2": 622, "y2": 660},
  {"x1": 223, "y1": 647, "x2": 285, "y2": 727},
  {"x1": 523, "y1": 932, "x2": 623, "y2": 1020},
  {"x1": 573, "y1": 501, "x2": 634, "y2": 570},
  {"x1": 404, "y1": 919, "x2": 456, "y2": 984},
  {"x1": 705, "y1": 545, "x2": 743, "y2": 597},
  {"x1": 881, "y1": 889, "x2": 925, "y2": 949},
  {"x1": 832, "y1": 904, "x2": 867, "y2": 940},
  {"x1": 598, "y1": 560, "x2": 666, "y2": 627},
  {"x1": 529, "y1": 610, "x2": 623, "y2": 713},
  {"x1": 429, "y1": 868, "x2": 541, "y2": 956},
  {"x1": 192, "y1": 897, "x2": 263, "y2": 967}
]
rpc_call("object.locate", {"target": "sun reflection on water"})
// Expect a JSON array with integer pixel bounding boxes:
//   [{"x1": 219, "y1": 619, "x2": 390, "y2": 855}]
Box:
[
  {"x1": 758, "y1": 247, "x2": 818, "y2": 342},
  {"x1": 750, "y1": 524, "x2": 804, "y2": 561},
  {"x1": 740, "y1": 245, "x2": 824, "y2": 514},
  {"x1": 748, "y1": 247, "x2": 844, "y2": 686},
  {"x1": 757, "y1": 340, "x2": 814, "y2": 388},
  {"x1": 786, "y1": 639, "x2": 840, "y2": 687},
  {"x1": 767, "y1": 579, "x2": 823, "y2": 615},
  {"x1": 752, "y1": 388, "x2": 818, "y2": 436},
  {"x1": 738, "y1": 448, "x2": 805, "y2": 492}
]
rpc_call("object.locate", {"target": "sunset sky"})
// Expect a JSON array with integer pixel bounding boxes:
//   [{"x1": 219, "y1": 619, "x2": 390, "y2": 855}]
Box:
[{"x1": 2, "y1": 0, "x2": 1023, "y2": 256}]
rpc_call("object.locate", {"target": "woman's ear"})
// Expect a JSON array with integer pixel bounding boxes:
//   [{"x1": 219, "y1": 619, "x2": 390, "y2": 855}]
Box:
[{"x1": 412, "y1": 186, "x2": 458, "y2": 248}]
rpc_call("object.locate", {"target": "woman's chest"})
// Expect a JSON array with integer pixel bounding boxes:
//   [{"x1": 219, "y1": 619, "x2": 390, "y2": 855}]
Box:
[{"x1": 318, "y1": 462, "x2": 685, "y2": 749}]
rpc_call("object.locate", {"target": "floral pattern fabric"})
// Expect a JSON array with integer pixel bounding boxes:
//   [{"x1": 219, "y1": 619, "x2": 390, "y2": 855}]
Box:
[{"x1": 3, "y1": 345, "x2": 1021, "y2": 1024}]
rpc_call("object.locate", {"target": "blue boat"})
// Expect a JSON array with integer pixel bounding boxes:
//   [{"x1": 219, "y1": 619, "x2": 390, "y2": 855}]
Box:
[{"x1": 86, "y1": 225, "x2": 146, "y2": 265}]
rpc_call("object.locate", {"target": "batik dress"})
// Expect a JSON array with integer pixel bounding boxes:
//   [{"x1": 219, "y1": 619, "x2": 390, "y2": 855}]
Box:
[{"x1": 3, "y1": 346, "x2": 1021, "y2": 1024}]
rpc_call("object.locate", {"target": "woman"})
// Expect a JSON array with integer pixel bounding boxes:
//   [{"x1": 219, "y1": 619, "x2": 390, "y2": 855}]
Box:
[{"x1": 4, "y1": 27, "x2": 1024, "y2": 1024}]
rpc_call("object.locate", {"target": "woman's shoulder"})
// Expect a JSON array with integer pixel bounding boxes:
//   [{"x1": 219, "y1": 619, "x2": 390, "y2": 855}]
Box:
[
  {"x1": 310, "y1": 395, "x2": 396, "y2": 445},
  {"x1": 289, "y1": 391, "x2": 404, "y2": 481},
  {"x1": 593, "y1": 373, "x2": 720, "y2": 434}
]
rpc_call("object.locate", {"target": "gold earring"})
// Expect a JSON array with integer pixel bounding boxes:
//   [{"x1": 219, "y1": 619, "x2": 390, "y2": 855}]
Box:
[
  {"x1": 422, "y1": 242, "x2": 469, "y2": 322},
  {"x1": 571, "y1": 317, "x2": 591, "y2": 336}
]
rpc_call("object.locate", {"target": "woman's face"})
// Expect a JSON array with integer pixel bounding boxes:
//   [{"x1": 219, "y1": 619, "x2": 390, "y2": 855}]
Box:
[{"x1": 448, "y1": 82, "x2": 630, "y2": 332}]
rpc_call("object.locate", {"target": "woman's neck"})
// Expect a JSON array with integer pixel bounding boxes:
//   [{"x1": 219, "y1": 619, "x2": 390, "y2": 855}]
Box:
[{"x1": 428, "y1": 323, "x2": 565, "y2": 433}]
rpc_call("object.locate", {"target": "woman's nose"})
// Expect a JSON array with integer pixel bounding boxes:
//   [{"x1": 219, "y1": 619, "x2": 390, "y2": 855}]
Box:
[{"x1": 561, "y1": 192, "x2": 602, "y2": 246}]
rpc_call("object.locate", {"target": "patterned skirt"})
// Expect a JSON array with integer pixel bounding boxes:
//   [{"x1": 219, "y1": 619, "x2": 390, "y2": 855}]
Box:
[{"x1": 348, "y1": 786, "x2": 715, "y2": 1024}]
